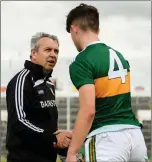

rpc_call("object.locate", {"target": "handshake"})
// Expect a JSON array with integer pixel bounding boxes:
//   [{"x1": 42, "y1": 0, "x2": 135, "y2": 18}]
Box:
[{"x1": 54, "y1": 129, "x2": 72, "y2": 149}]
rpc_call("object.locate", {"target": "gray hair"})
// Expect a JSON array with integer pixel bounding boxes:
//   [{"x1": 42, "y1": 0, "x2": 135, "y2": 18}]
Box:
[{"x1": 30, "y1": 32, "x2": 59, "y2": 51}]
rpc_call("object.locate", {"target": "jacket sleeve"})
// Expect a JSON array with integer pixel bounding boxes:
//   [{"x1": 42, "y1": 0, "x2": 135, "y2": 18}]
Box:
[
  {"x1": 6, "y1": 70, "x2": 57, "y2": 149},
  {"x1": 57, "y1": 148, "x2": 68, "y2": 157}
]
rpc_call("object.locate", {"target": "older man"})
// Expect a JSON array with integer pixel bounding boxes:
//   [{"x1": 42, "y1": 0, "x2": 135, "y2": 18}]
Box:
[{"x1": 6, "y1": 32, "x2": 72, "y2": 162}]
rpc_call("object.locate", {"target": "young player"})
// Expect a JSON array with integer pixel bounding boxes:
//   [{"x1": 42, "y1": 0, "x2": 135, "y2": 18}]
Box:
[{"x1": 65, "y1": 3, "x2": 148, "y2": 162}]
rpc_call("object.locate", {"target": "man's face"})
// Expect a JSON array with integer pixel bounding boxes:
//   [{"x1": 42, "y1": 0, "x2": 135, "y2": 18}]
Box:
[{"x1": 31, "y1": 37, "x2": 59, "y2": 71}]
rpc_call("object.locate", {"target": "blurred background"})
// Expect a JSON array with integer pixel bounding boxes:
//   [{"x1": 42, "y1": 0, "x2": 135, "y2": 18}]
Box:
[{"x1": 0, "y1": 1, "x2": 151, "y2": 162}]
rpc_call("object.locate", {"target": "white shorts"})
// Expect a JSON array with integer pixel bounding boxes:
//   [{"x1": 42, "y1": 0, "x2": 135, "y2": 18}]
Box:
[{"x1": 85, "y1": 128, "x2": 148, "y2": 162}]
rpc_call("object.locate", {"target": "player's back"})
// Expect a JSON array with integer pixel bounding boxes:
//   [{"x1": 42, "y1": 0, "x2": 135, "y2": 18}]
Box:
[{"x1": 70, "y1": 42, "x2": 141, "y2": 135}]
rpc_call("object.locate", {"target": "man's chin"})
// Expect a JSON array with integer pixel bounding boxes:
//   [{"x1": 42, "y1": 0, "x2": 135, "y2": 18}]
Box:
[
  {"x1": 44, "y1": 66, "x2": 54, "y2": 72},
  {"x1": 47, "y1": 68, "x2": 53, "y2": 72}
]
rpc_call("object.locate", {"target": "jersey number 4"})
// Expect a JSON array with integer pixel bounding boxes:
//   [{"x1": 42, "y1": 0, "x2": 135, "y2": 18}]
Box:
[{"x1": 108, "y1": 49, "x2": 127, "y2": 84}]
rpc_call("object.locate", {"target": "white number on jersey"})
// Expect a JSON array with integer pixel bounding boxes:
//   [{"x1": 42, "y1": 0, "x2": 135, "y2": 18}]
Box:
[{"x1": 108, "y1": 49, "x2": 127, "y2": 83}]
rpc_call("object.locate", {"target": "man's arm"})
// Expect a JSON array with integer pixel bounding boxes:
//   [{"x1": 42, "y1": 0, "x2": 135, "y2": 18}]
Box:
[{"x1": 68, "y1": 84, "x2": 95, "y2": 154}]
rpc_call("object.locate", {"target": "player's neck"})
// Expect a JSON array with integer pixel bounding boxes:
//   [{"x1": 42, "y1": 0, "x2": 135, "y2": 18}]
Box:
[{"x1": 81, "y1": 33, "x2": 100, "y2": 50}]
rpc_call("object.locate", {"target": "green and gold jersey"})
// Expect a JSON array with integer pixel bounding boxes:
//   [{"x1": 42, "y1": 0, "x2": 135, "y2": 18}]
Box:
[{"x1": 69, "y1": 41, "x2": 141, "y2": 135}]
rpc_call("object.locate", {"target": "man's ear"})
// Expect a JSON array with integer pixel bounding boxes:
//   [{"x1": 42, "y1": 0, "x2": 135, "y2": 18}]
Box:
[{"x1": 31, "y1": 49, "x2": 37, "y2": 60}]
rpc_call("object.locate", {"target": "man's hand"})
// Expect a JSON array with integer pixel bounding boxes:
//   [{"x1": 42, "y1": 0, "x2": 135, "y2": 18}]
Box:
[
  {"x1": 55, "y1": 129, "x2": 73, "y2": 135},
  {"x1": 55, "y1": 130, "x2": 72, "y2": 149}
]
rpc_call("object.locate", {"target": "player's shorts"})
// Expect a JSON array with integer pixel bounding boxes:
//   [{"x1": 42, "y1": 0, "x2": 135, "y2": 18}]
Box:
[{"x1": 85, "y1": 128, "x2": 148, "y2": 162}]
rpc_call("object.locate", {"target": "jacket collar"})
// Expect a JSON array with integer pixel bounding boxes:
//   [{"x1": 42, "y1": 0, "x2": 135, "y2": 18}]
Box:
[{"x1": 24, "y1": 60, "x2": 53, "y2": 80}]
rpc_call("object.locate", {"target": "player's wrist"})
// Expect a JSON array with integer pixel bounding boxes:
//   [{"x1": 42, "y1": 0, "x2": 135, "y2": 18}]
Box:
[{"x1": 68, "y1": 147, "x2": 77, "y2": 154}]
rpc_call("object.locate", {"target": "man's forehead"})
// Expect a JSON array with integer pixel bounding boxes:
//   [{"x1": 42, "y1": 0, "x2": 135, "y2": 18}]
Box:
[{"x1": 38, "y1": 37, "x2": 59, "y2": 48}]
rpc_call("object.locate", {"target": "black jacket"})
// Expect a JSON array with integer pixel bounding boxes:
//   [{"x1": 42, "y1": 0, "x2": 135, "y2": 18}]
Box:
[{"x1": 6, "y1": 60, "x2": 66, "y2": 162}]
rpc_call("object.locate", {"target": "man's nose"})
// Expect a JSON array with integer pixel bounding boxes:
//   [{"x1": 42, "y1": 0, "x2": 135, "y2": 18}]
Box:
[{"x1": 49, "y1": 51, "x2": 56, "y2": 57}]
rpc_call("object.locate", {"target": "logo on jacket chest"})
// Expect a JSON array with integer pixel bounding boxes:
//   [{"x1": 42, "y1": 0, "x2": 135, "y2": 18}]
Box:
[{"x1": 40, "y1": 100, "x2": 56, "y2": 108}]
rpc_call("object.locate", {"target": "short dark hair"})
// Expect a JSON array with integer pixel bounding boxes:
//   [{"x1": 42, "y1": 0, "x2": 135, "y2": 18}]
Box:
[{"x1": 66, "y1": 3, "x2": 99, "y2": 33}]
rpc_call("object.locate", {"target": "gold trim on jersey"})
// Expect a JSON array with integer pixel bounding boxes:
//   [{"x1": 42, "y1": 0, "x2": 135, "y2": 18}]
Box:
[
  {"x1": 89, "y1": 136, "x2": 96, "y2": 162},
  {"x1": 94, "y1": 72, "x2": 130, "y2": 98}
]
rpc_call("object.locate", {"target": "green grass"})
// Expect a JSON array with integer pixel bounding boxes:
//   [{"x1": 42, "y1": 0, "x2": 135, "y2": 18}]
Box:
[{"x1": 0, "y1": 156, "x2": 6, "y2": 162}]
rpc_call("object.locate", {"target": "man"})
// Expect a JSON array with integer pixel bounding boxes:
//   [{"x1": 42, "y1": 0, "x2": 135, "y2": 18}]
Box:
[
  {"x1": 6, "y1": 32, "x2": 72, "y2": 162},
  {"x1": 66, "y1": 3, "x2": 148, "y2": 162}
]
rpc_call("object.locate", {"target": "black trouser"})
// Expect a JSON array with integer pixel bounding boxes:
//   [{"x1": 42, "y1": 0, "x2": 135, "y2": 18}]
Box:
[
  {"x1": 7, "y1": 158, "x2": 55, "y2": 162},
  {"x1": 7, "y1": 150, "x2": 57, "y2": 162}
]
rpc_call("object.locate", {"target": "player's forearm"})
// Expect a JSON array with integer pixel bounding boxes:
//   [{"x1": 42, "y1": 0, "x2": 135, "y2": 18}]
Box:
[{"x1": 68, "y1": 107, "x2": 95, "y2": 154}]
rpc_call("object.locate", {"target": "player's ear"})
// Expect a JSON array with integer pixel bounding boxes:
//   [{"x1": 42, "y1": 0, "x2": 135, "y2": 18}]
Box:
[
  {"x1": 71, "y1": 25, "x2": 79, "y2": 34},
  {"x1": 71, "y1": 25, "x2": 75, "y2": 32}
]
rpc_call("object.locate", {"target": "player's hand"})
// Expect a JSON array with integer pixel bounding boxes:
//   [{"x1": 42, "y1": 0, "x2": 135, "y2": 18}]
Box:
[
  {"x1": 55, "y1": 129, "x2": 72, "y2": 148},
  {"x1": 55, "y1": 131, "x2": 72, "y2": 148}
]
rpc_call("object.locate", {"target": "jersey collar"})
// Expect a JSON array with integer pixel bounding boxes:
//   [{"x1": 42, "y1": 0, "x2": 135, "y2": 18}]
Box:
[
  {"x1": 79, "y1": 40, "x2": 101, "y2": 54},
  {"x1": 86, "y1": 40, "x2": 101, "y2": 48}
]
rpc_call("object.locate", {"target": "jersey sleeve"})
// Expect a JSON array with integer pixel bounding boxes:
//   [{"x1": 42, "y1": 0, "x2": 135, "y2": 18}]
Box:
[{"x1": 69, "y1": 59, "x2": 94, "y2": 89}]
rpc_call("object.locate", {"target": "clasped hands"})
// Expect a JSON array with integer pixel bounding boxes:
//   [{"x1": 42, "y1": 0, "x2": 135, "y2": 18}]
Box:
[{"x1": 54, "y1": 129, "x2": 72, "y2": 149}]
